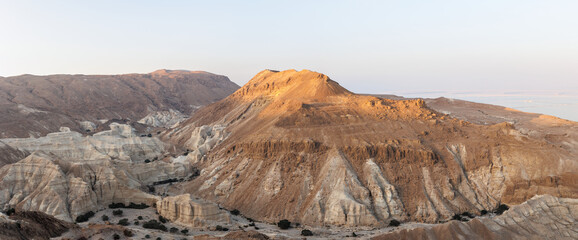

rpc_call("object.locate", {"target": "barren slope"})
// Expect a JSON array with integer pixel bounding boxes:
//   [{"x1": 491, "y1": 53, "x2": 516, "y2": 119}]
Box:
[
  {"x1": 0, "y1": 70, "x2": 239, "y2": 138},
  {"x1": 165, "y1": 69, "x2": 578, "y2": 227}
]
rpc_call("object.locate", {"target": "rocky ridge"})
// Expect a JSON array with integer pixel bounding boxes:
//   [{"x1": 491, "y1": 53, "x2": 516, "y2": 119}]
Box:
[
  {"x1": 0, "y1": 70, "x2": 239, "y2": 138},
  {"x1": 164, "y1": 69, "x2": 578, "y2": 227}
]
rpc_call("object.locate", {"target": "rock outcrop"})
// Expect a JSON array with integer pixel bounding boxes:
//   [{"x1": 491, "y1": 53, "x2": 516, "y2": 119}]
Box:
[
  {"x1": 165, "y1": 69, "x2": 578, "y2": 227},
  {"x1": 0, "y1": 210, "x2": 75, "y2": 240},
  {"x1": 373, "y1": 195, "x2": 578, "y2": 240},
  {"x1": 0, "y1": 124, "x2": 195, "y2": 222},
  {"x1": 156, "y1": 194, "x2": 231, "y2": 227},
  {"x1": 0, "y1": 70, "x2": 239, "y2": 138},
  {"x1": 138, "y1": 109, "x2": 190, "y2": 128}
]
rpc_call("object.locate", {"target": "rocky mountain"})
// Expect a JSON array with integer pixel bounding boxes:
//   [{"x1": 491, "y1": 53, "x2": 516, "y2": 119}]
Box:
[
  {"x1": 0, "y1": 70, "x2": 239, "y2": 138},
  {"x1": 164, "y1": 69, "x2": 578, "y2": 227}
]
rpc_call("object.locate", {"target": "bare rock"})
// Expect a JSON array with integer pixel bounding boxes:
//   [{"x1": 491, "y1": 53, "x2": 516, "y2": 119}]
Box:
[{"x1": 156, "y1": 194, "x2": 231, "y2": 227}]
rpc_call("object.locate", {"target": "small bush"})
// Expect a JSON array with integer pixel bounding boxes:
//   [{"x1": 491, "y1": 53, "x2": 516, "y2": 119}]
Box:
[
  {"x1": 134, "y1": 221, "x2": 139, "y2": 225},
  {"x1": 495, "y1": 204, "x2": 509, "y2": 215},
  {"x1": 215, "y1": 225, "x2": 228, "y2": 231},
  {"x1": 230, "y1": 209, "x2": 240, "y2": 215},
  {"x1": 5, "y1": 208, "x2": 15, "y2": 216},
  {"x1": 158, "y1": 215, "x2": 167, "y2": 223},
  {"x1": 301, "y1": 229, "x2": 314, "y2": 236},
  {"x1": 145, "y1": 159, "x2": 151, "y2": 163},
  {"x1": 147, "y1": 133, "x2": 152, "y2": 137},
  {"x1": 123, "y1": 229, "x2": 133, "y2": 237},
  {"x1": 277, "y1": 219, "x2": 291, "y2": 230},
  {"x1": 118, "y1": 218, "x2": 129, "y2": 226},
  {"x1": 113, "y1": 233, "x2": 120, "y2": 240},
  {"x1": 101, "y1": 215, "x2": 109, "y2": 221},
  {"x1": 113, "y1": 209, "x2": 123, "y2": 216},
  {"x1": 480, "y1": 210, "x2": 488, "y2": 215},
  {"x1": 138, "y1": 216, "x2": 143, "y2": 220},
  {"x1": 145, "y1": 234, "x2": 150, "y2": 239},
  {"x1": 143, "y1": 220, "x2": 167, "y2": 232},
  {"x1": 181, "y1": 229, "x2": 189, "y2": 235},
  {"x1": 128, "y1": 202, "x2": 149, "y2": 209},
  {"x1": 75, "y1": 211, "x2": 95, "y2": 223},
  {"x1": 388, "y1": 219, "x2": 401, "y2": 227},
  {"x1": 170, "y1": 227, "x2": 179, "y2": 233},
  {"x1": 109, "y1": 202, "x2": 126, "y2": 208},
  {"x1": 156, "y1": 238, "x2": 161, "y2": 240},
  {"x1": 352, "y1": 232, "x2": 358, "y2": 237}
]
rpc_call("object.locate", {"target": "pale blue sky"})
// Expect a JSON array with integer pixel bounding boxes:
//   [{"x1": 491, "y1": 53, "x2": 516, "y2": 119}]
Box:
[{"x1": 1, "y1": 1, "x2": 577, "y2": 97}]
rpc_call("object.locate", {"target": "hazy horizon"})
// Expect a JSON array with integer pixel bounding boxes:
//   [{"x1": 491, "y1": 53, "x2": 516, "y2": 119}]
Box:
[{"x1": 1, "y1": 1, "x2": 576, "y2": 120}]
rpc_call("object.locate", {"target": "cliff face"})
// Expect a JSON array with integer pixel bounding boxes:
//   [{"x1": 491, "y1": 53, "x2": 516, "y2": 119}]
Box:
[
  {"x1": 0, "y1": 70, "x2": 239, "y2": 138},
  {"x1": 166, "y1": 69, "x2": 578, "y2": 226},
  {"x1": 0, "y1": 124, "x2": 194, "y2": 222},
  {"x1": 156, "y1": 194, "x2": 231, "y2": 227}
]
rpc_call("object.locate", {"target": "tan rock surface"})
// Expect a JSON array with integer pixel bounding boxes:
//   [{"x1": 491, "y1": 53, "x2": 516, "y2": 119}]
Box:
[
  {"x1": 166, "y1": 69, "x2": 578, "y2": 226},
  {"x1": 372, "y1": 195, "x2": 578, "y2": 240},
  {"x1": 156, "y1": 194, "x2": 231, "y2": 227}
]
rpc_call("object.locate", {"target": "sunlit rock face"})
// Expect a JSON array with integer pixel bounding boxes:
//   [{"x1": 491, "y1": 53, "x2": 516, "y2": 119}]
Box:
[
  {"x1": 156, "y1": 194, "x2": 231, "y2": 227},
  {"x1": 0, "y1": 124, "x2": 195, "y2": 222},
  {"x1": 166, "y1": 69, "x2": 578, "y2": 227}
]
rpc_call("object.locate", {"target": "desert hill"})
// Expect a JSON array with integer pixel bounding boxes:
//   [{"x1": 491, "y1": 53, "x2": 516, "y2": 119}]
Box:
[
  {"x1": 165, "y1": 69, "x2": 578, "y2": 227},
  {"x1": 0, "y1": 70, "x2": 239, "y2": 138}
]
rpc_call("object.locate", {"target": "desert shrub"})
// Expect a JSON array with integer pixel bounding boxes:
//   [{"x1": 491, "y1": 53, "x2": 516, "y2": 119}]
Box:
[
  {"x1": 248, "y1": 222, "x2": 255, "y2": 227},
  {"x1": 109, "y1": 203, "x2": 126, "y2": 208},
  {"x1": 215, "y1": 225, "x2": 229, "y2": 231},
  {"x1": 480, "y1": 210, "x2": 488, "y2": 215},
  {"x1": 118, "y1": 218, "x2": 129, "y2": 226},
  {"x1": 156, "y1": 238, "x2": 161, "y2": 240},
  {"x1": 277, "y1": 219, "x2": 291, "y2": 229},
  {"x1": 301, "y1": 229, "x2": 314, "y2": 236},
  {"x1": 170, "y1": 227, "x2": 179, "y2": 233},
  {"x1": 388, "y1": 219, "x2": 401, "y2": 227},
  {"x1": 101, "y1": 215, "x2": 109, "y2": 221},
  {"x1": 128, "y1": 202, "x2": 149, "y2": 209},
  {"x1": 77, "y1": 237, "x2": 88, "y2": 240},
  {"x1": 112, "y1": 209, "x2": 123, "y2": 216},
  {"x1": 230, "y1": 209, "x2": 240, "y2": 215},
  {"x1": 143, "y1": 220, "x2": 167, "y2": 232},
  {"x1": 352, "y1": 232, "x2": 358, "y2": 237},
  {"x1": 5, "y1": 208, "x2": 15, "y2": 216},
  {"x1": 495, "y1": 204, "x2": 509, "y2": 215},
  {"x1": 147, "y1": 133, "x2": 152, "y2": 137},
  {"x1": 138, "y1": 216, "x2": 143, "y2": 220},
  {"x1": 145, "y1": 159, "x2": 151, "y2": 163},
  {"x1": 123, "y1": 229, "x2": 133, "y2": 237},
  {"x1": 75, "y1": 211, "x2": 95, "y2": 223},
  {"x1": 158, "y1": 215, "x2": 168, "y2": 223},
  {"x1": 113, "y1": 233, "x2": 120, "y2": 240},
  {"x1": 181, "y1": 229, "x2": 189, "y2": 235},
  {"x1": 134, "y1": 220, "x2": 139, "y2": 225},
  {"x1": 145, "y1": 234, "x2": 150, "y2": 239}
]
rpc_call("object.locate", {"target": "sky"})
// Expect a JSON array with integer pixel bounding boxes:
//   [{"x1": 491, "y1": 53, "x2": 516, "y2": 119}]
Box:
[{"x1": 1, "y1": 1, "x2": 577, "y2": 119}]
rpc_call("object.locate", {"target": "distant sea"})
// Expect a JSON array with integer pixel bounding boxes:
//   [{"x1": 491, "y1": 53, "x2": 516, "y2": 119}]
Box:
[{"x1": 391, "y1": 90, "x2": 578, "y2": 122}]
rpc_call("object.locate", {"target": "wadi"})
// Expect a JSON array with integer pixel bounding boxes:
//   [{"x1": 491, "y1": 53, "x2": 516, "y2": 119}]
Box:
[{"x1": 0, "y1": 69, "x2": 576, "y2": 240}]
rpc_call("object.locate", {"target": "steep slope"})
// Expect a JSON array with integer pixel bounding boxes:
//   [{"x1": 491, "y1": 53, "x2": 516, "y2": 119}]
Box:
[
  {"x1": 0, "y1": 70, "x2": 239, "y2": 138},
  {"x1": 372, "y1": 195, "x2": 578, "y2": 240},
  {"x1": 165, "y1": 69, "x2": 578, "y2": 227}
]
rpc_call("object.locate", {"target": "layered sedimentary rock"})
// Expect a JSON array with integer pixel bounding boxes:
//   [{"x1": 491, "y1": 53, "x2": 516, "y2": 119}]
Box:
[
  {"x1": 373, "y1": 195, "x2": 578, "y2": 240},
  {"x1": 156, "y1": 194, "x2": 231, "y2": 227},
  {"x1": 138, "y1": 109, "x2": 190, "y2": 128},
  {"x1": 0, "y1": 124, "x2": 195, "y2": 222},
  {"x1": 0, "y1": 211, "x2": 75, "y2": 240},
  {"x1": 0, "y1": 69, "x2": 239, "y2": 138},
  {"x1": 165, "y1": 69, "x2": 578, "y2": 227}
]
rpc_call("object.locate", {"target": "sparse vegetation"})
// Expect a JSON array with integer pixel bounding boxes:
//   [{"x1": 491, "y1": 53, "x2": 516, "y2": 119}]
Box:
[
  {"x1": 158, "y1": 215, "x2": 168, "y2": 223},
  {"x1": 75, "y1": 211, "x2": 95, "y2": 223},
  {"x1": 113, "y1": 209, "x2": 123, "y2": 216},
  {"x1": 145, "y1": 159, "x2": 151, "y2": 163},
  {"x1": 230, "y1": 209, "x2": 240, "y2": 215},
  {"x1": 145, "y1": 234, "x2": 150, "y2": 239},
  {"x1": 138, "y1": 216, "x2": 143, "y2": 220},
  {"x1": 118, "y1": 218, "x2": 129, "y2": 226},
  {"x1": 170, "y1": 227, "x2": 179, "y2": 233},
  {"x1": 113, "y1": 233, "x2": 120, "y2": 240},
  {"x1": 495, "y1": 204, "x2": 509, "y2": 215},
  {"x1": 5, "y1": 208, "x2": 15, "y2": 216},
  {"x1": 181, "y1": 229, "x2": 189, "y2": 235},
  {"x1": 143, "y1": 220, "x2": 168, "y2": 232},
  {"x1": 215, "y1": 225, "x2": 229, "y2": 231},
  {"x1": 277, "y1": 219, "x2": 291, "y2": 229},
  {"x1": 301, "y1": 229, "x2": 313, "y2": 236},
  {"x1": 481, "y1": 210, "x2": 489, "y2": 215},
  {"x1": 109, "y1": 202, "x2": 149, "y2": 209},
  {"x1": 388, "y1": 219, "x2": 401, "y2": 227},
  {"x1": 102, "y1": 215, "x2": 109, "y2": 221},
  {"x1": 123, "y1": 229, "x2": 133, "y2": 237}
]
